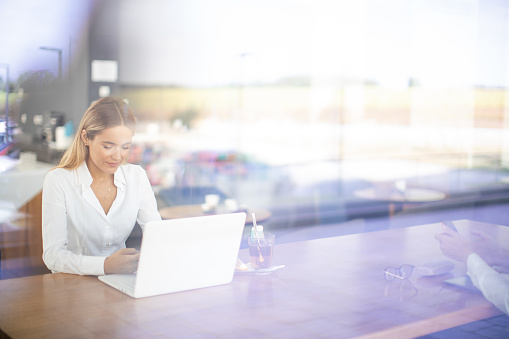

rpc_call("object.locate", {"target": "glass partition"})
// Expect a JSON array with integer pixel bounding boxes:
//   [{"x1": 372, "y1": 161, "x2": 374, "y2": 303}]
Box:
[{"x1": 114, "y1": 0, "x2": 509, "y2": 233}]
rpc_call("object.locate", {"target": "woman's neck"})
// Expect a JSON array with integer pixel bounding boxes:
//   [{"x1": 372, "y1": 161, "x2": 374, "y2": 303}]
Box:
[{"x1": 86, "y1": 159, "x2": 114, "y2": 183}]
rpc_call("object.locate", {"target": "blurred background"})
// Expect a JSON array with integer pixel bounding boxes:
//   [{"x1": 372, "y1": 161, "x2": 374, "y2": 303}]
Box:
[{"x1": 2, "y1": 0, "x2": 509, "y2": 258}]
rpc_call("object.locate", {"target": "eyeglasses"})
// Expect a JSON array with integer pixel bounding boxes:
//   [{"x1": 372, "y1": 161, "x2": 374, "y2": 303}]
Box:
[{"x1": 384, "y1": 264, "x2": 415, "y2": 281}]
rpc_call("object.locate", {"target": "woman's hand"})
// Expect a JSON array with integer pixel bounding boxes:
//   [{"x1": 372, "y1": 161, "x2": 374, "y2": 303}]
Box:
[
  {"x1": 104, "y1": 248, "x2": 140, "y2": 274},
  {"x1": 435, "y1": 225, "x2": 474, "y2": 263}
]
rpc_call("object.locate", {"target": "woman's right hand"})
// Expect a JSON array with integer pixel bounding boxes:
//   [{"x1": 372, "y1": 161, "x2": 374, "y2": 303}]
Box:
[
  {"x1": 470, "y1": 230, "x2": 509, "y2": 269},
  {"x1": 104, "y1": 248, "x2": 140, "y2": 274}
]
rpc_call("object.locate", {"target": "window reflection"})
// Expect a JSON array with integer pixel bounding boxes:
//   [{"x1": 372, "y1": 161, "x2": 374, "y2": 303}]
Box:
[
  {"x1": 3, "y1": 0, "x2": 509, "y2": 278},
  {"x1": 112, "y1": 0, "x2": 509, "y2": 234}
]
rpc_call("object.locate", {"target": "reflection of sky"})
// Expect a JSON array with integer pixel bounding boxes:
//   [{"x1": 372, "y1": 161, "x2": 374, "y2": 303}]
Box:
[
  {"x1": 1, "y1": 0, "x2": 508, "y2": 88},
  {"x1": 120, "y1": 0, "x2": 509, "y2": 88},
  {"x1": 0, "y1": 0, "x2": 93, "y2": 80},
  {"x1": 118, "y1": 0, "x2": 314, "y2": 86}
]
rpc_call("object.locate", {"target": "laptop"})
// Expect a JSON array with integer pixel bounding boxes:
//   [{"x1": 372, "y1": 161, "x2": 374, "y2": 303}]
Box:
[{"x1": 98, "y1": 212, "x2": 246, "y2": 298}]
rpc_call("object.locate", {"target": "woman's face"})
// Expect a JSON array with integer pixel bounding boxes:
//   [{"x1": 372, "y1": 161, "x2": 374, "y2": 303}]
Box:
[{"x1": 82, "y1": 125, "x2": 133, "y2": 176}]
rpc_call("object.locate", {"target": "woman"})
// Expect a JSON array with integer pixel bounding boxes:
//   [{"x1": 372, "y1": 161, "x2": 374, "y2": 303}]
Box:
[{"x1": 42, "y1": 96, "x2": 161, "y2": 276}]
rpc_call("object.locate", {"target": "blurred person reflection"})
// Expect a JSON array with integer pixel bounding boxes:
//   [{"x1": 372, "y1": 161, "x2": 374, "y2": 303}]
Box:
[
  {"x1": 435, "y1": 225, "x2": 509, "y2": 315},
  {"x1": 42, "y1": 96, "x2": 161, "y2": 276}
]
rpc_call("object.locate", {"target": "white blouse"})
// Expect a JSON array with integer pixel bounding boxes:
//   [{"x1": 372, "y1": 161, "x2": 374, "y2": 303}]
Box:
[
  {"x1": 42, "y1": 162, "x2": 161, "y2": 276},
  {"x1": 468, "y1": 253, "x2": 509, "y2": 315}
]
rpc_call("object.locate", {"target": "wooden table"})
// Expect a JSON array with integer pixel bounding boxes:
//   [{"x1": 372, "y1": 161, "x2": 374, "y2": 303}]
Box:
[
  {"x1": 159, "y1": 204, "x2": 272, "y2": 225},
  {"x1": 0, "y1": 220, "x2": 505, "y2": 338},
  {"x1": 354, "y1": 187, "x2": 446, "y2": 216}
]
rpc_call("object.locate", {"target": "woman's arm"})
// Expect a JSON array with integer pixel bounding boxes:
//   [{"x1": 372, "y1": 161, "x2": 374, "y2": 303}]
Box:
[
  {"x1": 42, "y1": 170, "x2": 106, "y2": 275},
  {"x1": 136, "y1": 166, "x2": 162, "y2": 230},
  {"x1": 467, "y1": 254, "x2": 509, "y2": 315}
]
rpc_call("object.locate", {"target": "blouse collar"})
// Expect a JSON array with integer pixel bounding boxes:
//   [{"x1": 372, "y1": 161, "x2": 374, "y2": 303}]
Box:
[{"x1": 76, "y1": 161, "x2": 127, "y2": 192}]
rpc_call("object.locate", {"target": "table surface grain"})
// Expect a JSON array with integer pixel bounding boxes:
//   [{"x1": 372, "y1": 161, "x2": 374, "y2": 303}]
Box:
[{"x1": 0, "y1": 220, "x2": 505, "y2": 339}]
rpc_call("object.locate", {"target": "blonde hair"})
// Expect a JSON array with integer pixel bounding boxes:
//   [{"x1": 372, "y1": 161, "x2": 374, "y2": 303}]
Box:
[{"x1": 57, "y1": 96, "x2": 136, "y2": 170}]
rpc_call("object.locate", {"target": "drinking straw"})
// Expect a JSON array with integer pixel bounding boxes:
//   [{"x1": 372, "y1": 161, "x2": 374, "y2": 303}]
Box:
[{"x1": 252, "y1": 213, "x2": 264, "y2": 263}]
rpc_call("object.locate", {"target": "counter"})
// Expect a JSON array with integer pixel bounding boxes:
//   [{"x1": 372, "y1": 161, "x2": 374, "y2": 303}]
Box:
[
  {"x1": 0, "y1": 156, "x2": 52, "y2": 210},
  {"x1": 0, "y1": 155, "x2": 52, "y2": 273}
]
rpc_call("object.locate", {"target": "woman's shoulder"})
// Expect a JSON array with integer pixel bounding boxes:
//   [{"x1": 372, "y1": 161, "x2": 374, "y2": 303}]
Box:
[
  {"x1": 43, "y1": 166, "x2": 78, "y2": 190},
  {"x1": 46, "y1": 167, "x2": 74, "y2": 179},
  {"x1": 118, "y1": 164, "x2": 154, "y2": 193}
]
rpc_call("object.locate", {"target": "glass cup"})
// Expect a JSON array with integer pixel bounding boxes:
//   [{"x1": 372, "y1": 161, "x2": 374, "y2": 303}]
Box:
[
  {"x1": 205, "y1": 194, "x2": 220, "y2": 208},
  {"x1": 248, "y1": 233, "x2": 275, "y2": 269}
]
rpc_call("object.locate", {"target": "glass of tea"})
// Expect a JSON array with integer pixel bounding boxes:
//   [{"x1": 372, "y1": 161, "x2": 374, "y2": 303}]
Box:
[{"x1": 248, "y1": 233, "x2": 275, "y2": 269}]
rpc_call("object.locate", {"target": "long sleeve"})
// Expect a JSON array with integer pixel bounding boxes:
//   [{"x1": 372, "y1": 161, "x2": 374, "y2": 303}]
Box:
[
  {"x1": 42, "y1": 169, "x2": 107, "y2": 275},
  {"x1": 467, "y1": 253, "x2": 509, "y2": 315},
  {"x1": 136, "y1": 165, "x2": 162, "y2": 230}
]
